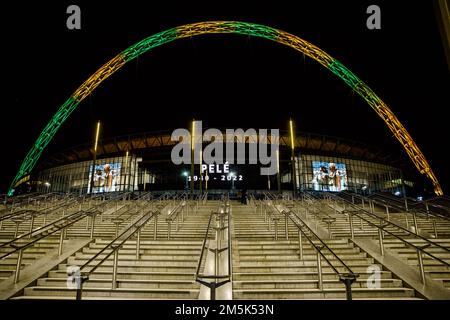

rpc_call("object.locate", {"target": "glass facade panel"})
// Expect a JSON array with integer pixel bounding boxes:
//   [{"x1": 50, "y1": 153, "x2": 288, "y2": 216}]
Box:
[
  {"x1": 36, "y1": 155, "x2": 142, "y2": 194},
  {"x1": 296, "y1": 154, "x2": 404, "y2": 194}
]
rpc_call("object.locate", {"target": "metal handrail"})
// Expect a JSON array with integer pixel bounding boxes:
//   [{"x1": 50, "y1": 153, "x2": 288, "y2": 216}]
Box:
[
  {"x1": 195, "y1": 196, "x2": 232, "y2": 299},
  {"x1": 271, "y1": 202, "x2": 356, "y2": 275},
  {"x1": 195, "y1": 195, "x2": 229, "y2": 278},
  {"x1": 0, "y1": 196, "x2": 79, "y2": 222},
  {"x1": 75, "y1": 208, "x2": 156, "y2": 299},
  {"x1": 111, "y1": 192, "x2": 162, "y2": 221},
  {"x1": 0, "y1": 209, "x2": 88, "y2": 251},
  {"x1": 78, "y1": 212, "x2": 154, "y2": 275},
  {"x1": 323, "y1": 192, "x2": 450, "y2": 269},
  {"x1": 346, "y1": 191, "x2": 450, "y2": 222},
  {"x1": 0, "y1": 192, "x2": 127, "y2": 250},
  {"x1": 0, "y1": 209, "x2": 98, "y2": 260},
  {"x1": 268, "y1": 200, "x2": 358, "y2": 300},
  {"x1": 195, "y1": 211, "x2": 215, "y2": 277}
]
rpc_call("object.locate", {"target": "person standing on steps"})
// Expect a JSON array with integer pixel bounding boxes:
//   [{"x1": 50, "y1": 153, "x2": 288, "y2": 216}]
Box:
[{"x1": 241, "y1": 188, "x2": 248, "y2": 205}]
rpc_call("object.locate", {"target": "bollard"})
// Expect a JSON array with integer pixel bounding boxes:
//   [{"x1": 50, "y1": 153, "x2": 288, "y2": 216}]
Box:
[
  {"x1": 340, "y1": 274, "x2": 357, "y2": 301},
  {"x1": 298, "y1": 230, "x2": 303, "y2": 260},
  {"x1": 385, "y1": 205, "x2": 390, "y2": 221},
  {"x1": 317, "y1": 250, "x2": 323, "y2": 291},
  {"x1": 378, "y1": 228, "x2": 384, "y2": 255},
  {"x1": 405, "y1": 214, "x2": 409, "y2": 229},
  {"x1": 86, "y1": 216, "x2": 90, "y2": 230},
  {"x1": 425, "y1": 202, "x2": 430, "y2": 219},
  {"x1": 112, "y1": 249, "x2": 119, "y2": 289},
  {"x1": 360, "y1": 217, "x2": 364, "y2": 230},
  {"x1": 14, "y1": 249, "x2": 24, "y2": 284},
  {"x1": 136, "y1": 230, "x2": 141, "y2": 260}
]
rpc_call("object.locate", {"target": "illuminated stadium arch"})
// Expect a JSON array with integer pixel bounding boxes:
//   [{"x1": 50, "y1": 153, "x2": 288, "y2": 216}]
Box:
[{"x1": 8, "y1": 21, "x2": 443, "y2": 196}]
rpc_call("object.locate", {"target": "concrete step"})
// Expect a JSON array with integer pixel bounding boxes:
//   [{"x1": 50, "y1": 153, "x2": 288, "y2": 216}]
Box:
[
  {"x1": 48, "y1": 270, "x2": 195, "y2": 280},
  {"x1": 233, "y1": 278, "x2": 404, "y2": 289},
  {"x1": 21, "y1": 286, "x2": 199, "y2": 299},
  {"x1": 37, "y1": 277, "x2": 200, "y2": 289},
  {"x1": 233, "y1": 271, "x2": 394, "y2": 281},
  {"x1": 233, "y1": 287, "x2": 416, "y2": 299}
]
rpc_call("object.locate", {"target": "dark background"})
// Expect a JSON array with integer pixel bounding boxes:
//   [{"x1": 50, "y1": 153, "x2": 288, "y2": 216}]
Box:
[{"x1": 1, "y1": 1, "x2": 448, "y2": 194}]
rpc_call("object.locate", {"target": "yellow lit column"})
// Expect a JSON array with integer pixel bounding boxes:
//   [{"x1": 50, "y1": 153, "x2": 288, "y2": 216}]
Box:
[
  {"x1": 190, "y1": 119, "x2": 195, "y2": 198},
  {"x1": 290, "y1": 119, "x2": 297, "y2": 198},
  {"x1": 276, "y1": 149, "x2": 281, "y2": 193},
  {"x1": 199, "y1": 149, "x2": 203, "y2": 194},
  {"x1": 90, "y1": 120, "x2": 101, "y2": 195},
  {"x1": 125, "y1": 150, "x2": 129, "y2": 192}
]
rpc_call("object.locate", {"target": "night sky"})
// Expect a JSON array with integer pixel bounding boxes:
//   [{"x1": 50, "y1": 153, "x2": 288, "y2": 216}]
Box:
[{"x1": 1, "y1": 1, "x2": 449, "y2": 194}]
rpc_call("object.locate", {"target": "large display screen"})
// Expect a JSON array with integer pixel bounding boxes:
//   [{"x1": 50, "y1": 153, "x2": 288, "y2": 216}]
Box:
[
  {"x1": 89, "y1": 163, "x2": 121, "y2": 193},
  {"x1": 311, "y1": 161, "x2": 347, "y2": 192}
]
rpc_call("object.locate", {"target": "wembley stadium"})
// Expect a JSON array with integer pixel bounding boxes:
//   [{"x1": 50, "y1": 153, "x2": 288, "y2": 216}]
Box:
[
  {"x1": 1, "y1": 2, "x2": 450, "y2": 305},
  {"x1": 29, "y1": 128, "x2": 409, "y2": 196}
]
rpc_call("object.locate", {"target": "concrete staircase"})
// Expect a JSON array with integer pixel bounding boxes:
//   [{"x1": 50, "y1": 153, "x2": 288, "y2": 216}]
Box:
[
  {"x1": 231, "y1": 202, "x2": 419, "y2": 299},
  {"x1": 381, "y1": 238, "x2": 450, "y2": 290},
  {"x1": 10, "y1": 200, "x2": 218, "y2": 300},
  {"x1": 1, "y1": 193, "x2": 450, "y2": 300},
  {"x1": 0, "y1": 238, "x2": 60, "y2": 283}
]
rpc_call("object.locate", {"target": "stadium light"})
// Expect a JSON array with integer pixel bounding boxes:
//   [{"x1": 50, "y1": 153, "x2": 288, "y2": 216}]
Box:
[
  {"x1": 190, "y1": 119, "x2": 195, "y2": 196},
  {"x1": 289, "y1": 118, "x2": 296, "y2": 198},
  {"x1": 90, "y1": 120, "x2": 101, "y2": 195},
  {"x1": 94, "y1": 121, "x2": 101, "y2": 152},
  {"x1": 289, "y1": 119, "x2": 295, "y2": 151}
]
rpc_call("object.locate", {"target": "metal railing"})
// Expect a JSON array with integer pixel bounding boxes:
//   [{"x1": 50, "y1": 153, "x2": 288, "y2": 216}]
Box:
[
  {"x1": 195, "y1": 195, "x2": 232, "y2": 300},
  {"x1": 332, "y1": 191, "x2": 448, "y2": 237},
  {"x1": 252, "y1": 196, "x2": 281, "y2": 240},
  {"x1": 74, "y1": 207, "x2": 156, "y2": 299},
  {"x1": 165, "y1": 200, "x2": 189, "y2": 240},
  {"x1": 266, "y1": 200, "x2": 359, "y2": 300},
  {"x1": 0, "y1": 196, "x2": 81, "y2": 232},
  {"x1": 0, "y1": 207, "x2": 100, "y2": 283},
  {"x1": 343, "y1": 191, "x2": 450, "y2": 222},
  {"x1": 322, "y1": 192, "x2": 450, "y2": 284}
]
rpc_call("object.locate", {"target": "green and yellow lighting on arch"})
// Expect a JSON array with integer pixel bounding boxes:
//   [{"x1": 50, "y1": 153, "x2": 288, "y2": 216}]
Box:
[{"x1": 8, "y1": 21, "x2": 443, "y2": 196}]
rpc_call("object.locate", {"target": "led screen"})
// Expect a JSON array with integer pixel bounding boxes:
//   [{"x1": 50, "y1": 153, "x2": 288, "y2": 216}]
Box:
[
  {"x1": 88, "y1": 163, "x2": 121, "y2": 193},
  {"x1": 311, "y1": 161, "x2": 347, "y2": 192}
]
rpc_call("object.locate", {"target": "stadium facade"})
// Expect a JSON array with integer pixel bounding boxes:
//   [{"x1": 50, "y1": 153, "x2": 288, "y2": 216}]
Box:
[{"x1": 32, "y1": 129, "x2": 408, "y2": 196}]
